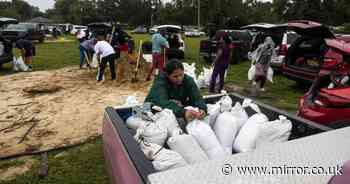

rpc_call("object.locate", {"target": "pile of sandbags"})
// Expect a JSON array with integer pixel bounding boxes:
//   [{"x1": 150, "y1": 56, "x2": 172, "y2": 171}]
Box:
[{"x1": 131, "y1": 96, "x2": 293, "y2": 171}]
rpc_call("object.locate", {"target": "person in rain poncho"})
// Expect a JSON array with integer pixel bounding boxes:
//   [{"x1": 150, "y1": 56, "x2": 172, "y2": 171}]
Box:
[{"x1": 252, "y1": 36, "x2": 276, "y2": 92}]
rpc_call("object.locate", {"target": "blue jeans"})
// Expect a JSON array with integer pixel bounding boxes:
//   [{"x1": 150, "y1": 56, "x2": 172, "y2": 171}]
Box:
[
  {"x1": 209, "y1": 64, "x2": 227, "y2": 92},
  {"x1": 79, "y1": 46, "x2": 86, "y2": 67}
]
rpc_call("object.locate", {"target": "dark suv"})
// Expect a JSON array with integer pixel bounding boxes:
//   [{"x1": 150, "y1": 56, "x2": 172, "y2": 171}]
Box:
[
  {"x1": 1, "y1": 23, "x2": 45, "y2": 43},
  {"x1": 199, "y1": 30, "x2": 252, "y2": 64},
  {"x1": 0, "y1": 35, "x2": 13, "y2": 67}
]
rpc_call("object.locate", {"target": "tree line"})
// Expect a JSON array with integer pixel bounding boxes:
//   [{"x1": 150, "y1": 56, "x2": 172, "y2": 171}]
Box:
[{"x1": 1, "y1": 0, "x2": 350, "y2": 28}]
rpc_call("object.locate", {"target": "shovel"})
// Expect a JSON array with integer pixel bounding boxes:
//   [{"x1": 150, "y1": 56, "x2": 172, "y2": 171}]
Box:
[
  {"x1": 131, "y1": 40, "x2": 143, "y2": 83},
  {"x1": 83, "y1": 51, "x2": 92, "y2": 70}
]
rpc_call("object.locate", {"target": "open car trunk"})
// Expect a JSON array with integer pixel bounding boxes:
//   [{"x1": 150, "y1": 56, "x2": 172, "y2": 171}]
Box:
[
  {"x1": 103, "y1": 93, "x2": 333, "y2": 184},
  {"x1": 286, "y1": 37, "x2": 327, "y2": 73}
]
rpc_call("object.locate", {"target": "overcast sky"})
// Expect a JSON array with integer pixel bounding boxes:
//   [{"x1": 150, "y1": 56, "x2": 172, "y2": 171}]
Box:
[{"x1": 24, "y1": 0, "x2": 271, "y2": 12}]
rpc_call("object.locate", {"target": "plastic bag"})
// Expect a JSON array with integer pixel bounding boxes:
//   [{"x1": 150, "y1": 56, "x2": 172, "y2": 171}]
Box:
[
  {"x1": 186, "y1": 119, "x2": 229, "y2": 159},
  {"x1": 213, "y1": 111, "x2": 240, "y2": 153},
  {"x1": 267, "y1": 67, "x2": 274, "y2": 83},
  {"x1": 248, "y1": 64, "x2": 256, "y2": 81},
  {"x1": 233, "y1": 113, "x2": 269, "y2": 153},
  {"x1": 12, "y1": 56, "x2": 19, "y2": 72},
  {"x1": 124, "y1": 96, "x2": 139, "y2": 106},
  {"x1": 17, "y1": 56, "x2": 28, "y2": 72},
  {"x1": 167, "y1": 134, "x2": 208, "y2": 164},
  {"x1": 91, "y1": 54, "x2": 98, "y2": 68}
]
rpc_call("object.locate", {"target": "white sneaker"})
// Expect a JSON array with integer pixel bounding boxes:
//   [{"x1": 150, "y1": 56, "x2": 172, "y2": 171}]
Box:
[
  {"x1": 252, "y1": 81, "x2": 257, "y2": 85},
  {"x1": 260, "y1": 88, "x2": 265, "y2": 92}
]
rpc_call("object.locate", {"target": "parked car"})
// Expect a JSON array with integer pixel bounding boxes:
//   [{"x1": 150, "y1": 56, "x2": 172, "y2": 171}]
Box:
[
  {"x1": 0, "y1": 17, "x2": 18, "y2": 31},
  {"x1": 335, "y1": 34, "x2": 350, "y2": 43},
  {"x1": 70, "y1": 25, "x2": 87, "y2": 35},
  {"x1": 298, "y1": 63, "x2": 350, "y2": 128},
  {"x1": 149, "y1": 25, "x2": 185, "y2": 60},
  {"x1": 0, "y1": 35, "x2": 13, "y2": 68},
  {"x1": 282, "y1": 20, "x2": 350, "y2": 84},
  {"x1": 102, "y1": 93, "x2": 332, "y2": 184},
  {"x1": 184, "y1": 29, "x2": 205, "y2": 37},
  {"x1": 199, "y1": 29, "x2": 252, "y2": 63},
  {"x1": 1, "y1": 22, "x2": 45, "y2": 43},
  {"x1": 131, "y1": 26, "x2": 148, "y2": 34}
]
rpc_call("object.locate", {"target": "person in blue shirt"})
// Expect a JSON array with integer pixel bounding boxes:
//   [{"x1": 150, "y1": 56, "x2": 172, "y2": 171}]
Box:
[{"x1": 146, "y1": 30, "x2": 169, "y2": 81}]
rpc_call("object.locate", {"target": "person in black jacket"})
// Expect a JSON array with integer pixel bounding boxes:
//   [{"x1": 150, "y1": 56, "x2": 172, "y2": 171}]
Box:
[{"x1": 15, "y1": 33, "x2": 35, "y2": 71}]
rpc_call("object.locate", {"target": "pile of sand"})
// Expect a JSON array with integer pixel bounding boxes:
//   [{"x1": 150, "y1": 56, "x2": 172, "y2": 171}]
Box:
[{"x1": 0, "y1": 65, "x2": 152, "y2": 159}]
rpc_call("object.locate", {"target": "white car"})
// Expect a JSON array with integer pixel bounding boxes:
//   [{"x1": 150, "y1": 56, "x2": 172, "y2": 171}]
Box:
[
  {"x1": 70, "y1": 25, "x2": 87, "y2": 35},
  {"x1": 185, "y1": 29, "x2": 205, "y2": 37}
]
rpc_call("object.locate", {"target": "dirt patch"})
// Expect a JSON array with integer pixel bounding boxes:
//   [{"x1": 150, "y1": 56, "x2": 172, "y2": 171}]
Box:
[
  {"x1": 0, "y1": 157, "x2": 35, "y2": 181},
  {"x1": 0, "y1": 63, "x2": 152, "y2": 159}
]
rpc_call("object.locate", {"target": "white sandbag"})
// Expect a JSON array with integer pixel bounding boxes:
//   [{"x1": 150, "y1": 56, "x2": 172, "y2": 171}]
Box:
[
  {"x1": 126, "y1": 115, "x2": 148, "y2": 130},
  {"x1": 124, "y1": 96, "x2": 139, "y2": 106},
  {"x1": 230, "y1": 102, "x2": 249, "y2": 129},
  {"x1": 12, "y1": 56, "x2": 19, "y2": 72},
  {"x1": 196, "y1": 71, "x2": 206, "y2": 89},
  {"x1": 91, "y1": 54, "x2": 98, "y2": 68},
  {"x1": 140, "y1": 141, "x2": 187, "y2": 171},
  {"x1": 17, "y1": 56, "x2": 28, "y2": 72},
  {"x1": 255, "y1": 115, "x2": 292, "y2": 147},
  {"x1": 143, "y1": 54, "x2": 153, "y2": 63},
  {"x1": 205, "y1": 103, "x2": 221, "y2": 127},
  {"x1": 167, "y1": 134, "x2": 208, "y2": 164},
  {"x1": 154, "y1": 109, "x2": 182, "y2": 137},
  {"x1": 233, "y1": 113, "x2": 268, "y2": 153},
  {"x1": 242, "y1": 98, "x2": 261, "y2": 114},
  {"x1": 213, "y1": 111, "x2": 240, "y2": 153},
  {"x1": 134, "y1": 122, "x2": 168, "y2": 146},
  {"x1": 218, "y1": 95, "x2": 232, "y2": 112},
  {"x1": 267, "y1": 66, "x2": 274, "y2": 83},
  {"x1": 248, "y1": 64, "x2": 256, "y2": 81},
  {"x1": 186, "y1": 119, "x2": 229, "y2": 159}
]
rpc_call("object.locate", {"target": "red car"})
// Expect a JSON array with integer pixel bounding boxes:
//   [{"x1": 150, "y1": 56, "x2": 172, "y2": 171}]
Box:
[
  {"x1": 298, "y1": 63, "x2": 350, "y2": 128},
  {"x1": 282, "y1": 20, "x2": 350, "y2": 84}
]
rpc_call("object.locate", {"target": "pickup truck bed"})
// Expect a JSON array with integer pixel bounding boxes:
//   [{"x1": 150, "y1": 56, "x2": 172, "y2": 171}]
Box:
[{"x1": 103, "y1": 93, "x2": 334, "y2": 184}]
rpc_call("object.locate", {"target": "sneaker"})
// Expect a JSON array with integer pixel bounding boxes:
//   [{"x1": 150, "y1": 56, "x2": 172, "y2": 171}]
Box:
[
  {"x1": 252, "y1": 81, "x2": 257, "y2": 85},
  {"x1": 260, "y1": 88, "x2": 265, "y2": 92}
]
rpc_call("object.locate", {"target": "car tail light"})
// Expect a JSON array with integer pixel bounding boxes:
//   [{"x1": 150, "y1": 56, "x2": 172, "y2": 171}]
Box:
[
  {"x1": 278, "y1": 44, "x2": 288, "y2": 56},
  {"x1": 323, "y1": 58, "x2": 338, "y2": 69}
]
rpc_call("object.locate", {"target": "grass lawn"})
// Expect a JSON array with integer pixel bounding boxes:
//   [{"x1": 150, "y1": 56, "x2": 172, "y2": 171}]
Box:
[{"x1": 0, "y1": 33, "x2": 307, "y2": 183}]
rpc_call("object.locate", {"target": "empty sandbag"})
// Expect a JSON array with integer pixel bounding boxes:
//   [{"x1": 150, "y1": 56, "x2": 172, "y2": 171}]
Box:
[
  {"x1": 255, "y1": 115, "x2": 292, "y2": 147},
  {"x1": 233, "y1": 113, "x2": 269, "y2": 153},
  {"x1": 213, "y1": 111, "x2": 240, "y2": 153},
  {"x1": 12, "y1": 56, "x2": 19, "y2": 72},
  {"x1": 134, "y1": 122, "x2": 168, "y2": 146},
  {"x1": 230, "y1": 102, "x2": 249, "y2": 129},
  {"x1": 126, "y1": 115, "x2": 148, "y2": 130},
  {"x1": 140, "y1": 141, "x2": 187, "y2": 171},
  {"x1": 186, "y1": 119, "x2": 229, "y2": 159},
  {"x1": 167, "y1": 134, "x2": 208, "y2": 164},
  {"x1": 155, "y1": 109, "x2": 182, "y2": 137}
]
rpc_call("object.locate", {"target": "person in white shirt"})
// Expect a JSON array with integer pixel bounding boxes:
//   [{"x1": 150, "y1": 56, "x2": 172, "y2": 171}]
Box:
[{"x1": 94, "y1": 34, "x2": 117, "y2": 81}]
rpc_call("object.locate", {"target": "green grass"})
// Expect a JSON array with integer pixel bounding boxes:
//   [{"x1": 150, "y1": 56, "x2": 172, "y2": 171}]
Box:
[
  {"x1": 0, "y1": 34, "x2": 307, "y2": 183},
  {"x1": 0, "y1": 139, "x2": 108, "y2": 184}
]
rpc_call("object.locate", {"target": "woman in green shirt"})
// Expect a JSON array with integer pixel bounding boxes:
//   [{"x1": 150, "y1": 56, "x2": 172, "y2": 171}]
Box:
[{"x1": 145, "y1": 59, "x2": 207, "y2": 123}]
